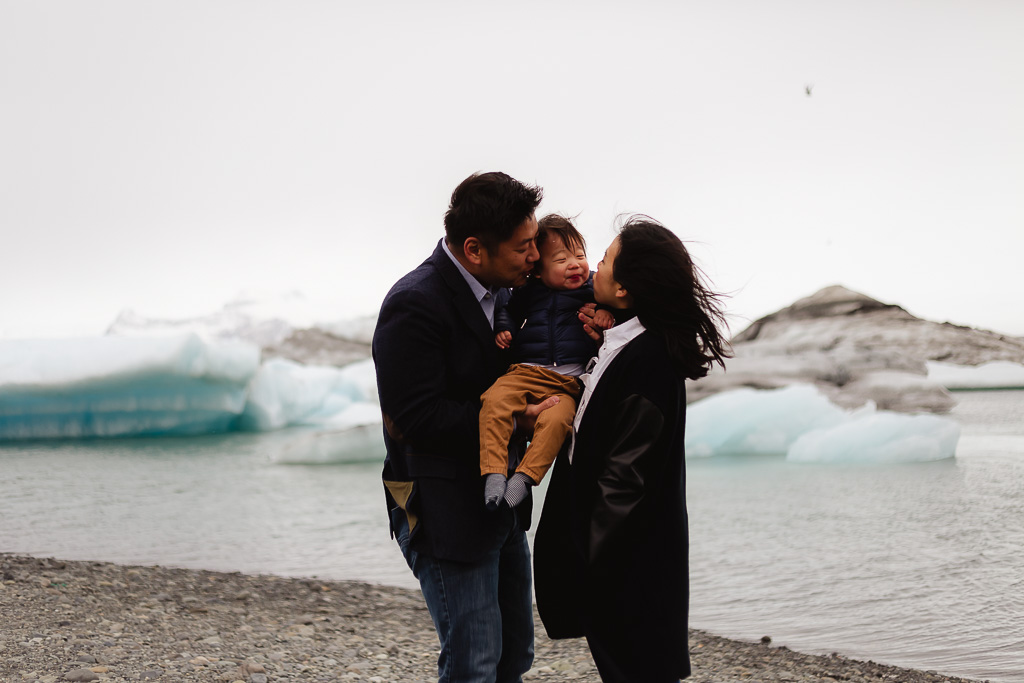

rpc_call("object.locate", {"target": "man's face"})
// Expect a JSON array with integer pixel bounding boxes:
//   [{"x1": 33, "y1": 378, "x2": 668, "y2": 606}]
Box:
[
  {"x1": 478, "y1": 215, "x2": 540, "y2": 288},
  {"x1": 537, "y1": 234, "x2": 589, "y2": 291}
]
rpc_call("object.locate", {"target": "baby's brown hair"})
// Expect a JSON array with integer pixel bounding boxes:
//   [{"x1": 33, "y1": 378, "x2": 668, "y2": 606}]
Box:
[{"x1": 536, "y1": 214, "x2": 586, "y2": 256}]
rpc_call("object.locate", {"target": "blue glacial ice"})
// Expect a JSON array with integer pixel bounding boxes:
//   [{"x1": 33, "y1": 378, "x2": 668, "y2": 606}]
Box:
[
  {"x1": 1, "y1": 333, "x2": 962, "y2": 464},
  {"x1": 0, "y1": 334, "x2": 381, "y2": 441},
  {"x1": 241, "y1": 357, "x2": 380, "y2": 432},
  {"x1": 0, "y1": 334, "x2": 259, "y2": 439},
  {"x1": 787, "y1": 410, "x2": 961, "y2": 463},
  {"x1": 684, "y1": 384, "x2": 847, "y2": 457},
  {"x1": 685, "y1": 383, "x2": 960, "y2": 463}
]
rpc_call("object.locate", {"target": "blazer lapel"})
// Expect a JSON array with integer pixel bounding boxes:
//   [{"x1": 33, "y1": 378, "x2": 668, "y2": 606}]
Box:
[{"x1": 430, "y1": 241, "x2": 497, "y2": 351}]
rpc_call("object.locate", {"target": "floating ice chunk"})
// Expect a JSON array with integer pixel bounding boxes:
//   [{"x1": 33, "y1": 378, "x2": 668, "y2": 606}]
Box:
[
  {"x1": 685, "y1": 383, "x2": 959, "y2": 463},
  {"x1": 927, "y1": 360, "x2": 1024, "y2": 390},
  {"x1": 685, "y1": 384, "x2": 846, "y2": 457},
  {"x1": 787, "y1": 409, "x2": 960, "y2": 463},
  {"x1": 0, "y1": 334, "x2": 259, "y2": 439},
  {"x1": 240, "y1": 358, "x2": 380, "y2": 432},
  {"x1": 271, "y1": 425, "x2": 386, "y2": 465}
]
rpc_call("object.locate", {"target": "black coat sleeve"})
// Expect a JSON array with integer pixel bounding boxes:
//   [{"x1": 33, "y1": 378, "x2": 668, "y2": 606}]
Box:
[{"x1": 587, "y1": 392, "x2": 666, "y2": 577}]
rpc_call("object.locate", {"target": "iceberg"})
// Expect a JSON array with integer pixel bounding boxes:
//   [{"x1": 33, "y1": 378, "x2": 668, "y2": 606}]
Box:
[
  {"x1": 0, "y1": 335, "x2": 384, "y2": 444},
  {"x1": 238, "y1": 357, "x2": 385, "y2": 464},
  {"x1": 787, "y1": 410, "x2": 960, "y2": 464},
  {"x1": 685, "y1": 384, "x2": 846, "y2": 457},
  {"x1": 690, "y1": 285, "x2": 1024, "y2": 414},
  {"x1": 685, "y1": 384, "x2": 960, "y2": 463},
  {"x1": 0, "y1": 334, "x2": 260, "y2": 439},
  {"x1": 240, "y1": 358, "x2": 380, "y2": 432}
]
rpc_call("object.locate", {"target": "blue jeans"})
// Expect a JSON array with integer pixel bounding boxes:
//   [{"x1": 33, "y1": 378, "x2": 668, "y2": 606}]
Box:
[{"x1": 391, "y1": 507, "x2": 534, "y2": 683}]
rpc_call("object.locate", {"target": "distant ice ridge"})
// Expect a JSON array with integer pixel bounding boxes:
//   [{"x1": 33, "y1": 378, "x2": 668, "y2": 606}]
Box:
[
  {"x1": 685, "y1": 384, "x2": 960, "y2": 463},
  {"x1": 0, "y1": 334, "x2": 381, "y2": 444},
  {"x1": 927, "y1": 360, "x2": 1024, "y2": 390},
  {"x1": 109, "y1": 291, "x2": 375, "y2": 367}
]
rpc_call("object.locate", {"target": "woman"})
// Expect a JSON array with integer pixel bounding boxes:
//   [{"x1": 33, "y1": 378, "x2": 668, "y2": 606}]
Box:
[{"x1": 534, "y1": 216, "x2": 730, "y2": 682}]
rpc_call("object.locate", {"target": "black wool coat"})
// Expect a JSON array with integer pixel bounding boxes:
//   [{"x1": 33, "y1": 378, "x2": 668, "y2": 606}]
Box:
[
  {"x1": 372, "y1": 240, "x2": 529, "y2": 562},
  {"x1": 534, "y1": 330, "x2": 691, "y2": 682}
]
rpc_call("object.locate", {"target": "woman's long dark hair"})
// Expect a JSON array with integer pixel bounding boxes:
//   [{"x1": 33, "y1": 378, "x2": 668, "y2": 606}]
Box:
[{"x1": 614, "y1": 216, "x2": 731, "y2": 379}]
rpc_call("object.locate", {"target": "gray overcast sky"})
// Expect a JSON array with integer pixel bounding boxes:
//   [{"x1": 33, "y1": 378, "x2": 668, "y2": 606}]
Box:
[{"x1": 2, "y1": 0, "x2": 1022, "y2": 339}]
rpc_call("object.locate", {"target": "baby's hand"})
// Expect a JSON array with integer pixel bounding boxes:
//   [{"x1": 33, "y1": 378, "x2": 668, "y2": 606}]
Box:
[
  {"x1": 495, "y1": 330, "x2": 513, "y2": 349},
  {"x1": 592, "y1": 308, "x2": 615, "y2": 330},
  {"x1": 578, "y1": 303, "x2": 601, "y2": 342}
]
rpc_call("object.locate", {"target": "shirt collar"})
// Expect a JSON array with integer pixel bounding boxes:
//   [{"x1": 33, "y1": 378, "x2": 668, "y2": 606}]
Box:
[
  {"x1": 600, "y1": 315, "x2": 646, "y2": 352},
  {"x1": 441, "y1": 239, "x2": 499, "y2": 303}
]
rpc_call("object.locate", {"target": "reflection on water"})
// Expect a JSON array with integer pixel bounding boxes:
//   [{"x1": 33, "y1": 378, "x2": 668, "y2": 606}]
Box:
[{"x1": 1, "y1": 392, "x2": 1022, "y2": 682}]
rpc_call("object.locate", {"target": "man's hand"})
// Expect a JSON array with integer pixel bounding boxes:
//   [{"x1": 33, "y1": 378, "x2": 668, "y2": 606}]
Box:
[
  {"x1": 513, "y1": 395, "x2": 560, "y2": 438},
  {"x1": 578, "y1": 303, "x2": 603, "y2": 342},
  {"x1": 495, "y1": 330, "x2": 513, "y2": 349}
]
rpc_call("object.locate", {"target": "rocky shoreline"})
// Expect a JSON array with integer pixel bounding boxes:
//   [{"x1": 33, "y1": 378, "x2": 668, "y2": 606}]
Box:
[{"x1": 2, "y1": 554, "x2": 983, "y2": 683}]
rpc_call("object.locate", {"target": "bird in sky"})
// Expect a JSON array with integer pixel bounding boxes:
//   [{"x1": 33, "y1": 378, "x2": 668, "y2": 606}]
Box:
[{"x1": 805, "y1": 84, "x2": 814, "y2": 96}]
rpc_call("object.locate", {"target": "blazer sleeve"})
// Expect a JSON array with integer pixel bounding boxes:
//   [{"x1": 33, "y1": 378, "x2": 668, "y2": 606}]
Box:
[
  {"x1": 587, "y1": 392, "x2": 666, "y2": 576},
  {"x1": 373, "y1": 285, "x2": 480, "y2": 454}
]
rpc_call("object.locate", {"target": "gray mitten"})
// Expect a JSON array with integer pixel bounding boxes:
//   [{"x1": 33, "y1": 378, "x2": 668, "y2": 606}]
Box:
[
  {"x1": 503, "y1": 472, "x2": 535, "y2": 508},
  {"x1": 484, "y1": 473, "x2": 507, "y2": 511}
]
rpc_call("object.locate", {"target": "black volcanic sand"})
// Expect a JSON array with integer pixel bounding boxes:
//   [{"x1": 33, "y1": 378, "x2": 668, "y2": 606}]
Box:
[{"x1": 1, "y1": 555, "x2": 983, "y2": 683}]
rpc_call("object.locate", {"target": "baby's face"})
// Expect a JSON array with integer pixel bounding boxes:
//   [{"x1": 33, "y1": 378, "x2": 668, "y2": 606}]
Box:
[{"x1": 537, "y1": 234, "x2": 589, "y2": 290}]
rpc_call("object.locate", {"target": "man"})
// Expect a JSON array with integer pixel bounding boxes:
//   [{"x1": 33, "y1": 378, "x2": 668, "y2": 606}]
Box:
[{"x1": 373, "y1": 171, "x2": 556, "y2": 682}]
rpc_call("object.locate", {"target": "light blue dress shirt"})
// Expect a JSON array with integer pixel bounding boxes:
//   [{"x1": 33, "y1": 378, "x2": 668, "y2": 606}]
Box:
[{"x1": 441, "y1": 239, "x2": 502, "y2": 330}]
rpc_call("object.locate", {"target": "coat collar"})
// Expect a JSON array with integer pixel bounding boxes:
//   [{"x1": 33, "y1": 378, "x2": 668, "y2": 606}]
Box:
[{"x1": 429, "y1": 239, "x2": 499, "y2": 349}]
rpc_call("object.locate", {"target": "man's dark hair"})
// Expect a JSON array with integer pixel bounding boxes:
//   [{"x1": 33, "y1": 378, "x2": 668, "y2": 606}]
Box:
[{"x1": 444, "y1": 172, "x2": 543, "y2": 252}]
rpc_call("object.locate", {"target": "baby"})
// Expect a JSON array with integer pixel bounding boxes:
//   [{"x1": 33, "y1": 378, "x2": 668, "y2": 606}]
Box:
[{"x1": 480, "y1": 214, "x2": 615, "y2": 509}]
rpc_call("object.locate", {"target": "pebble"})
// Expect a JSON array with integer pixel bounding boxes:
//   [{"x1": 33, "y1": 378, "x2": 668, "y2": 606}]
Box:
[{"x1": 1, "y1": 554, "x2": 983, "y2": 683}]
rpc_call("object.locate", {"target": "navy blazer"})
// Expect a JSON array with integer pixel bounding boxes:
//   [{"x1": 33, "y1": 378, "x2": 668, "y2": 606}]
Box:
[{"x1": 373, "y1": 240, "x2": 529, "y2": 562}]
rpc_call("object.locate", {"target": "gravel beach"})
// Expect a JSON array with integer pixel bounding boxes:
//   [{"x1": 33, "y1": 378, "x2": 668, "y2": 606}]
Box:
[{"x1": 1, "y1": 554, "x2": 983, "y2": 683}]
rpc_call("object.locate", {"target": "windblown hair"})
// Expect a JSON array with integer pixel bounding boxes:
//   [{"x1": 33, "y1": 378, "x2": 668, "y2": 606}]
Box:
[
  {"x1": 536, "y1": 213, "x2": 586, "y2": 255},
  {"x1": 613, "y1": 216, "x2": 731, "y2": 379},
  {"x1": 444, "y1": 172, "x2": 543, "y2": 252}
]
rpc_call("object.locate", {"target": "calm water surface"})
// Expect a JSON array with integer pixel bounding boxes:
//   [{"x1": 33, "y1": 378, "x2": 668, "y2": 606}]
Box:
[{"x1": 1, "y1": 391, "x2": 1021, "y2": 681}]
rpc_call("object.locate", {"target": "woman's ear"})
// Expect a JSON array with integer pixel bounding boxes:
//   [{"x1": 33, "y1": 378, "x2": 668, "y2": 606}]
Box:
[{"x1": 615, "y1": 286, "x2": 633, "y2": 308}]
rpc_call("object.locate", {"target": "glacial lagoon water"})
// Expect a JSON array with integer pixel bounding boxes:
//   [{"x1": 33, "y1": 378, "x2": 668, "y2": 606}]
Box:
[{"x1": 1, "y1": 390, "x2": 1022, "y2": 681}]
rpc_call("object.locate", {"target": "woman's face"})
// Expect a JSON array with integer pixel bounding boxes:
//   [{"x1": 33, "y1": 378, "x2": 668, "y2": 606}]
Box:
[{"x1": 593, "y1": 236, "x2": 630, "y2": 308}]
